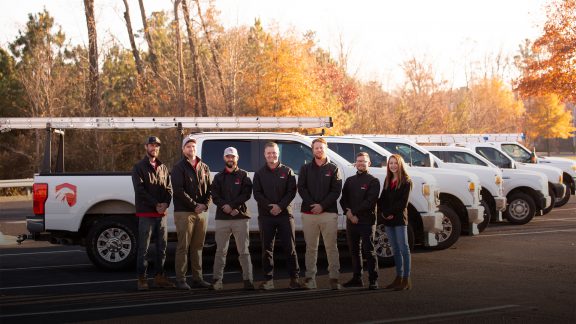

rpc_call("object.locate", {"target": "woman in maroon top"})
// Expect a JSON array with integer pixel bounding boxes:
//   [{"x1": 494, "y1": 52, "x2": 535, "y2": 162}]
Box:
[{"x1": 377, "y1": 154, "x2": 413, "y2": 291}]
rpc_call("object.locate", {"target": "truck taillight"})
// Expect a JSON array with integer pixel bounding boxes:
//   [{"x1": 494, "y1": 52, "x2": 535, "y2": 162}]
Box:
[{"x1": 33, "y1": 183, "x2": 48, "y2": 215}]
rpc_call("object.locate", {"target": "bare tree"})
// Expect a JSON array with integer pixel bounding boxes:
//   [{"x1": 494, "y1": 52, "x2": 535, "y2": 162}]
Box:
[
  {"x1": 122, "y1": 0, "x2": 144, "y2": 78},
  {"x1": 182, "y1": 0, "x2": 208, "y2": 116},
  {"x1": 83, "y1": 0, "x2": 100, "y2": 115},
  {"x1": 173, "y1": 0, "x2": 186, "y2": 116},
  {"x1": 194, "y1": 0, "x2": 231, "y2": 115},
  {"x1": 138, "y1": 0, "x2": 160, "y2": 76}
]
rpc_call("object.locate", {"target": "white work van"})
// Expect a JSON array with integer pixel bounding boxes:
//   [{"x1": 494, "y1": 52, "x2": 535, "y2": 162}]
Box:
[
  {"x1": 427, "y1": 146, "x2": 551, "y2": 225},
  {"x1": 317, "y1": 136, "x2": 484, "y2": 251}
]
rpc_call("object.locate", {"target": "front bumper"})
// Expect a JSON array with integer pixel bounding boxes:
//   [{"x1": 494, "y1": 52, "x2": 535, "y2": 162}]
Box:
[
  {"x1": 495, "y1": 197, "x2": 507, "y2": 212},
  {"x1": 420, "y1": 211, "x2": 444, "y2": 247},
  {"x1": 467, "y1": 205, "x2": 485, "y2": 225}
]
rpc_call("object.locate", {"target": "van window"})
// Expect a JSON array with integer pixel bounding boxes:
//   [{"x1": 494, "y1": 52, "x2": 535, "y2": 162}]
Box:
[
  {"x1": 276, "y1": 141, "x2": 313, "y2": 175},
  {"x1": 328, "y1": 142, "x2": 387, "y2": 168},
  {"x1": 443, "y1": 151, "x2": 488, "y2": 166},
  {"x1": 476, "y1": 147, "x2": 511, "y2": 168},
  {"x1": 501, "y1": 144, "x2": 531, "y2": 163},
  {"x1": 328, "y1": 142, "x2": 355, "y2": 163},
  {"x1": 377, "y1": 142, "x2": 428, "y2": 167},
  {"x1": 200, "y1": 140, "x2": 253, "y2": 172}
]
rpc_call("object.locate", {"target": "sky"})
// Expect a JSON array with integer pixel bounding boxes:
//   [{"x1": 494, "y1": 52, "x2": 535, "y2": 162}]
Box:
[{"x1": 0, "y1": 0, "x2": 548, "y2": 89}]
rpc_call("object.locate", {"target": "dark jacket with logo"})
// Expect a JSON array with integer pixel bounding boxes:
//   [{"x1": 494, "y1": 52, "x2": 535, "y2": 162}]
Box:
[
  {"x1": 211, "y1": 167, "x2": 253, "y2": 220},
  {"x1": 131, "y1": 156, "x2": 173, "y2": 217},
  {"x1": 171, "y1": 157, "x2": 212, "y2": 212},
  {"x1": 340, "y1": 171, "x2": 381, "y2": 225},
  {"x1": 298, "y1": 158, "x2": 342, "y2": 214},
  {"x1": 253, "y1": 163, "x2": 297, "y2": 217},
  {"x1": 377, "y1": 179, "x2": 412, "y2": 226}
]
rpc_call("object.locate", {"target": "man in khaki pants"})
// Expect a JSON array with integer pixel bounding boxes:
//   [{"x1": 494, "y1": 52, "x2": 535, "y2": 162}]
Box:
[
  {"x1": 298, "y1": 137, "x2": 343, "y2": 290},
  {"x1": 171, "y1": 135, "x2": 212, "y2": 290},
  {"x1": 210, "y1": 147, "x2": 254, "y2": 290}
]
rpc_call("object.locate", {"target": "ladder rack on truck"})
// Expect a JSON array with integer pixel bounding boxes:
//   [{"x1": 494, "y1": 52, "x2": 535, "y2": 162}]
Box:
[
  {"x1": 370, "y1": 133, "x2": 525, "y2": 145},
  {"x1": 0, "y1": 116, "x2": 333, "y2": 131}
]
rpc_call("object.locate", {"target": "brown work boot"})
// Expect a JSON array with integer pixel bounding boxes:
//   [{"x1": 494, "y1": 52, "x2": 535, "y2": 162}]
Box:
[
  {"x1": 394, "y1": 277, "x2": 412, "y2": 291},
  {"x1": 154, "y1": 274, "x2": 175, "y2": 288},
  {"x1": 329, "y1": 278, "x2": 342, "y2": 290},
  {"x1": 137, "y1": 276, "x2": 149, "y2": 291},
  {"x1": 385, "y1": 276, "x2": 402, "y2": 289},
  {"x1": 289, "y1": 277, "x2": 302, "y2": 290}
]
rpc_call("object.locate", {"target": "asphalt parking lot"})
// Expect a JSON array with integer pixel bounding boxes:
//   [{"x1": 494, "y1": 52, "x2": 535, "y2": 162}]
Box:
[{"x1": 0, "y1": 197, "x2": 575, "y2": 324}]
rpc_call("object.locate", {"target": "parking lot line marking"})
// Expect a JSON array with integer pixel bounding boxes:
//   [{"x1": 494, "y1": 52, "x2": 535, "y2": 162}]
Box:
[
  {"x1": 533, "y1": 218, "x2": 576, "y2": 222},
  {"x1": 0, "y1": 263, "x2": 93, "y2": 271},
  {"x1": 0, "y1": 288, "x2": 329, "y2": 318},
  {"x1": 479, "y1": 229, "x2": 576, "y2": 237},
  {"x1": 359, "y1": 305, "x2": 521, "y2": 323},
  {"x1": 0, "y1": 272, "x2": 240, "y2": 290},
  {"x1": 551, "y1": 207, "x2": 576, "y2": 211},
  {"x1": 0, "y1": 250, "x2": 84, "y2": 257}
]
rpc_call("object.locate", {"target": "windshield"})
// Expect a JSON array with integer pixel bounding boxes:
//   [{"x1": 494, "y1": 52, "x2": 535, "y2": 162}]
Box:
[
  {"x1": 376, "y1": 142, "x2": 430, "y2": 167},
  {"x1": 501, "y1": 144, "x2": 532, "y2": 163}
]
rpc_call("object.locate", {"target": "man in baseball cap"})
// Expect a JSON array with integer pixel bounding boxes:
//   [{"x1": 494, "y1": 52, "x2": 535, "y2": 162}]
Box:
[
  {"x1": 147, "y1": 136, "x2": 162, "y2": 146},
  {"x1": 181, "y1": 134, "x2": 196, "y2": 149},
  {"x1": 223, "y1": 147, "x2": 238, "y2": 157}
]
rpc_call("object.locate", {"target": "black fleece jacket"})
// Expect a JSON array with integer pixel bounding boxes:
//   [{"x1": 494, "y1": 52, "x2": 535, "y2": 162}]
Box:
[
  {"x1": 340, "y1": 171, "x2": 381, "y2": 225},
  {"x1": 253, "y1": 163, "x2": 297, "y2": 217},
  {"x1": 298, "y1": 158, "x2": 342, "y2": 214},
  {"x1": 211, "y1": 167, "x2": 253, "y2": 220},
  {"x1": 171, "y1": 157, "x2": 212, "y2": 212},
  {"x1": 377, "y1": 179, "x2": 412, "y2": 226}
]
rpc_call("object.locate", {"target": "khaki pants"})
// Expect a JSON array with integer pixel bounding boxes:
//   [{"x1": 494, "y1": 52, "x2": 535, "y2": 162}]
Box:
[
  {"x1": 174, "y1": 211, "x2": 208, "y2": 281},
  {"x1": 302, "y1": 212, "x2": 340, "y2": 279},
  {"x1": 213, "y1": 219, "x2": 253, "y2": 281}
]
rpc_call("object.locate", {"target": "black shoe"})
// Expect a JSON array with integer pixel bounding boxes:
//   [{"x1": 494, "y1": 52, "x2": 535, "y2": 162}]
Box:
[
  {"x1": 369, "y1": 281, "x2": 379, "y2": 290},
  {"x1": 244, "y1": 280, "x2": 255, "y2": 290},
  {"x1": 343, "y1": 277, "x2": 364, "y2": 288},
  {"x1": 191, "y1": 279, "x2": 211, "y2": 289}
]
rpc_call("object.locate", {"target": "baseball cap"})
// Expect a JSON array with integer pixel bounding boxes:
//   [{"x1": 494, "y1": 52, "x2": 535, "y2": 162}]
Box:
[
  {"x1": 223, "y1": 147, "x2": 238, "y2": 157},
  {"x1": 182, "y1": 134, "x2": 196, "y2": 149},
  {"x1": 146, "y1": 136, "x2": 161, "y2": 146}
]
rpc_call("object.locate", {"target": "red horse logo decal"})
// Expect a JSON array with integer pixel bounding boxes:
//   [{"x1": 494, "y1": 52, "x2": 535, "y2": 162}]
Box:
[{"x1": 55, "y1": 183, "x2": 77, "y2": 207}]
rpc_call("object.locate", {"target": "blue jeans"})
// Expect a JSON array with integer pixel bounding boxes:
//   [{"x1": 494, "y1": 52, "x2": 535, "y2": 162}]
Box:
[
  {"x1": 385, "y1": 225, "x2": 411, "y2": 277},
  {"x1": 137, "y1": 216, "x2": 168, "y2": 277}
]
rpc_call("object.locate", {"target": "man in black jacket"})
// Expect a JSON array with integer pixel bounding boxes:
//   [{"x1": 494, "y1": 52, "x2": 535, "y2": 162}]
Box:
[
  {"x1": 298, "y1": 137, "x2": 343, "y2": 290},
  {"x1": 171, "y1": 135, "x2": 212, "y2": 290},
  {"x1": 131, "y1": 136, "x2": 174, "y2": 291},
  {"x1": 210, "y1": 147, "x2": 254, "y2": 290},
  {"x1": 253, "y1": 142, "x2": 301, "y2": 290},
  {"x1": 340, "y1": 152, "x2": 381, "y2": 290}
]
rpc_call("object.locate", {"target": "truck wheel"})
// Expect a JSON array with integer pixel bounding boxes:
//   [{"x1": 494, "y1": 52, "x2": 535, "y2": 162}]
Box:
[
  {"x1": 478, "y1": 200, "x2": 491, "y2": 233},
  {"x1": 504, "y1": 192, "x2": 536, "y2": 225},
  {"x1": 554, "y1": 180, "x2": 571, "y2": 207},
  {"x1": 428, "y1": 205, "x2": 461, "y2": 250},
  {"x1": 374, "y1": 223, "x2": 414, "y2": 267},
  {"x1": 542, "y1": 186, "x2": 555, "y2": 215},
  {"x1": 86, "y1": 216, "x2": 138, "y2": 270}
]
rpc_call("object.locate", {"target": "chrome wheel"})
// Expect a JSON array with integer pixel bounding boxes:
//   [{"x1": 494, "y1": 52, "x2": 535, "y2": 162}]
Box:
[
  {"x1": 374, "y1": 224, "x2": 394, "y2": 258},
  {"x1": 508, "y1": 199, "x2": 530, "y2": 221},
  {"x1": 435, "y1": 215, "x2": 454, "y2": 243},
  {"x1": 96, "y1": 227, "x2": 133, "y2": 263}
]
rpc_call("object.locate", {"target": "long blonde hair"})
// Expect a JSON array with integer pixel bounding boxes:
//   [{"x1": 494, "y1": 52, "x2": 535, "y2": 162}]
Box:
[{"x1": 384, "y1": 154, "x2": 410, "y2": 189}]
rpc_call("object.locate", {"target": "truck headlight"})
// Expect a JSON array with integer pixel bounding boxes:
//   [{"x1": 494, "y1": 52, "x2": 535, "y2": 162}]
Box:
[
  {"x1": 422, "y1": 184, "x2": 430, "y2": 196},
  {"x1": 495, "y1": 176, "x2": 502, "y2": 185}
]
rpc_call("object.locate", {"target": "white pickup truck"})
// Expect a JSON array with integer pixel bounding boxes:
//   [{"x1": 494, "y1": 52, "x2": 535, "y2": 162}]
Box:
[
  {"x1": 426, "y1": 146, "x2": 551, "y2": 225},
  {"x1": 456, "y1": 142, "x2": 565, "y2": 215},
  {"x1": 487, "y1": 141, "x2": 574, "y2": 207},
  {"x1": 27, "y1": 131, "x2": 444, "y2": 270},
  {"x1": 317, "y1": 136, "x2": 484, "y2": 251}
]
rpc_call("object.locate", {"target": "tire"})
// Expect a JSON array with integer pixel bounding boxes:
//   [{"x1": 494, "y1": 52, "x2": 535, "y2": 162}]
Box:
[
  {"x1": 542, "y1": 185, "x2": 555, "y2": 215},
  {"x1": 504, "y1": 192, "x2": 536, "y2": 225},
  {"x1": 554, "y1": 180, "x2": 571, "y2": 207},
  {"x1": 86, "y1": 216, "x2": 138, "y2": 270},
  {"x1": 374, "y1": 223, "x2": 414, "y2": 267},
  {"x1": 478, "y1": 200, "x2": 491, "y2": 233},
  {"x1": 428, "y1": 204, "x2": 461, "y2": 250}
]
